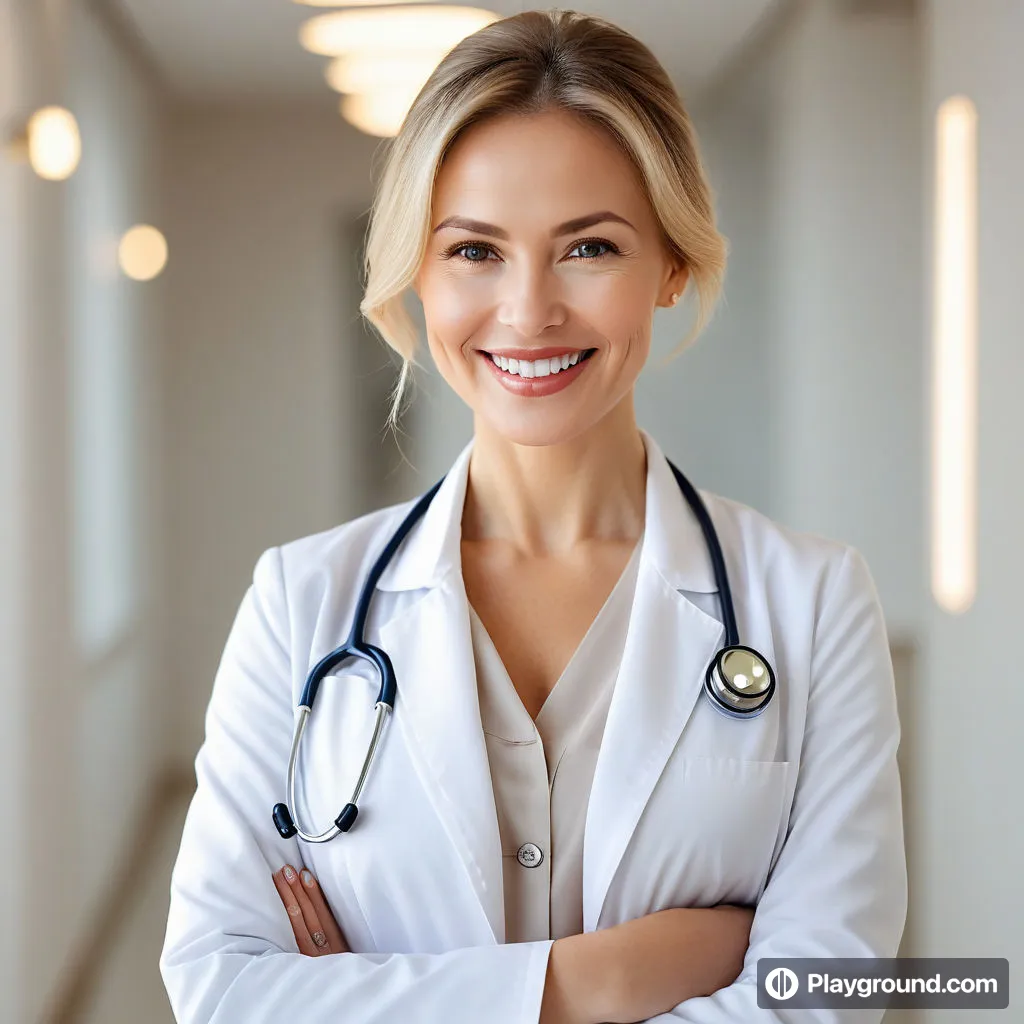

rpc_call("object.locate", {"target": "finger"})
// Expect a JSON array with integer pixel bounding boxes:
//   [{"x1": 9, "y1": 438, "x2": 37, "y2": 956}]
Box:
[
  {"x1": 272, "y1": 868, "x2": 320, "y2": 956},
  {"x1": 283, "y1": 864, "x2": 331, "y2": 954},
  {"x1": 299, "y1": 868, "x2": 349, "y2": 952}
]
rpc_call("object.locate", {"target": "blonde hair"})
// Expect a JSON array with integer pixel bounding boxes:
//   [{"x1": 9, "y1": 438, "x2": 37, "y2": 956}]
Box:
[{"x1": 359, "y1": 8, "x2": 728, "y2": 431}]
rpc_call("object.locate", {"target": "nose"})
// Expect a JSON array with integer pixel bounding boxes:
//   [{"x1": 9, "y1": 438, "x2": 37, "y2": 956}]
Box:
[{"x1": 496, "y1": 262, "x2": 567, "y2": 338}]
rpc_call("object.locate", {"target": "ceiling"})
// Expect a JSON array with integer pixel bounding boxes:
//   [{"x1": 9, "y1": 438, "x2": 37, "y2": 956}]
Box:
[{"x1": 112, "y1": 0, "x2": 780, "y2": 103}]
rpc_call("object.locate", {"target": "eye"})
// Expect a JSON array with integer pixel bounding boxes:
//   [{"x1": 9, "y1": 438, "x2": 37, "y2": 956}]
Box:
[
  {"x1": 441, "y1": 237, "x2": 621, "y2": 265},
  {"x1": 442, "y1": 241, "x2": 496, "y2": 263},
  {"x1": 568, "y1": 238, "x2": 620, "y2": 260}
]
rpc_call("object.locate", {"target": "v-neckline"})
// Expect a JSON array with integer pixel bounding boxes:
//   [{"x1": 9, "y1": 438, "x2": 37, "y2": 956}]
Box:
[{"x1": 468, "y1": 532, "x2": 644, "y2": 728}]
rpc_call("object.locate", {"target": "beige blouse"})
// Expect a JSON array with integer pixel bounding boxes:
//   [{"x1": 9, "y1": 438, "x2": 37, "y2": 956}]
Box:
[{"x1": 467, "y1": 534, "x2": 644, "y2": 943}]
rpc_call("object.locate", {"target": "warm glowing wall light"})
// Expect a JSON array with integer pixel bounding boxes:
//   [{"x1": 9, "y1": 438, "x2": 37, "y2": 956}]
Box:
[
  {"x1": 118, "y1": 225, "x2": 168, "y2": 281},
  {"x1": 27, "y1": 106, "x2": 81, "y2": 180},
  {"x1": 931, "y1": 95, "x2": 978, "y2": 614},
  {"x1": 299, "y1": 6, "x2": 498, "y2": 56}
]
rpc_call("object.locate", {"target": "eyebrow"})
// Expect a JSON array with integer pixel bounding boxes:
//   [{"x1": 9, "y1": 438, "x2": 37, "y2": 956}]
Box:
[{"x1": 431, "y1": 210, "x2": 636, "y2": 239}]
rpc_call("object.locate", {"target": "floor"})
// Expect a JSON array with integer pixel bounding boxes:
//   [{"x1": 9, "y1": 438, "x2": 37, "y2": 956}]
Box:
[{"x1": 75, "y1": 792, "x2": 191, "y2": 1024}]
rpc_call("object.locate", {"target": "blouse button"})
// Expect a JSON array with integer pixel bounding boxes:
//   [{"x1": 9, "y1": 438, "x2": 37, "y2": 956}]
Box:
[{"x1": 516, "y1": 842, "x2": 544, "y2": 868}]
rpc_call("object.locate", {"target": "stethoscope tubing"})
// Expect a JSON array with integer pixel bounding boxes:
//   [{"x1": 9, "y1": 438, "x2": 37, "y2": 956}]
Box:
[{"x1": 272, "y1": 454, "x2": 775, "y2": 843}]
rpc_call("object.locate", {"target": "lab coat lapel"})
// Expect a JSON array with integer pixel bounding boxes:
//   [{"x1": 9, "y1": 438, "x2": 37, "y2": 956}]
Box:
[
  {"x1": 375, "y1": 439, "x2": 506, "y2": 945},
  {"x1": 372, "y1": 429, "x2": 727, "y2": 941},
  {"x1": 582, "y1": 430, "x2": 725, "y2": 933}
]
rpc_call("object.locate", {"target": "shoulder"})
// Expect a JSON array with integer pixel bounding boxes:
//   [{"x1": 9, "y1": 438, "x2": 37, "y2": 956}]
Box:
[
  {"x1": 701, "y1": 489, "x2": 850, "y2": 571},
  {"x1": 698, "y1": 490, "x2": 877, "y2": 625},
  {"x1": 249, "y1": 497, "x2": 419, "y2": 609}
]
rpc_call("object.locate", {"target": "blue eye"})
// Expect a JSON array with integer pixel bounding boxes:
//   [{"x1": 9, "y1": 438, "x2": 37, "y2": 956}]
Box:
[
  {"x1": 570, "y1": 240, "x2": 616, "y2": 260},
  {"x1": 454, "y1": 244, "x2": 491, "y2": 262},
  {"x1": 442, "y1": 237, "x2": 621, "y2": 264}
]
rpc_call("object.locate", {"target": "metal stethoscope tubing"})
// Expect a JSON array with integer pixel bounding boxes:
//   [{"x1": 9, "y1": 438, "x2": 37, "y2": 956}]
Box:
[{"x1": 272, "y1": 459, "x2": 775, "y2": 843}]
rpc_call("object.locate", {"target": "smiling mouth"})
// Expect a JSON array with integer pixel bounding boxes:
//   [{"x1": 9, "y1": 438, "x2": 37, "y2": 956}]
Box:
[{"x1": 482, "y1": 347, "x2": 597, "y2": 372}]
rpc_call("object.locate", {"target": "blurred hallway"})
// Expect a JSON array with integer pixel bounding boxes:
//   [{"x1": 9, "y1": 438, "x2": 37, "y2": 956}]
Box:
[{"x1": 58, "y1": 788, "x2": 191, "y2": 1024}]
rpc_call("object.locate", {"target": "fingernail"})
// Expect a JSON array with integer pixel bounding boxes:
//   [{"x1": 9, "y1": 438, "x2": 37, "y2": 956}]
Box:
[
  {"x1": 283, "y1": 865, "x2": 296, "y2": 882},
  {"x1": 301, "y1": 869, "x2": 313, "y2": 887}
]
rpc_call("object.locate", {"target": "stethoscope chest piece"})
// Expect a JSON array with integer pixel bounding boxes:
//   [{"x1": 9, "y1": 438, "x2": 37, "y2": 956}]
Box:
[{"x1": 704, "y1": 644, "x2": 776, "y2": 719}]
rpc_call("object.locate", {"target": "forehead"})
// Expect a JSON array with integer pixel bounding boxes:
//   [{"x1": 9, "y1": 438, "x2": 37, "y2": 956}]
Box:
[{"x1": 432, "y1": 110, "x2": 649, "y2": 225}]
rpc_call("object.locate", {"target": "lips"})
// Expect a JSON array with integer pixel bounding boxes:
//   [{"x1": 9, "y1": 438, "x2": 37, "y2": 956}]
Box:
[{"x1": 478, "y1": 345, "x2": 597, "y2": 397}]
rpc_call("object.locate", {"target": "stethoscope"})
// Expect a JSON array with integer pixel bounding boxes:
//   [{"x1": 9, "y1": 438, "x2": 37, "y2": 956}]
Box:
[{"x1": 272, "y1": 455, "x2": 776, "y2": 844}]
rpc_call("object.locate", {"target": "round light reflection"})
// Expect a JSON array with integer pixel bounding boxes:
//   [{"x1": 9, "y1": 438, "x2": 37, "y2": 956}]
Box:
[{"x1": 118, "y1": 225, "x2": 168, "y2": 281}]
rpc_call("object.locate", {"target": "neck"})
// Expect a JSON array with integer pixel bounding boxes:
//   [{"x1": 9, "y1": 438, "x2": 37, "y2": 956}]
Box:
[{"x1": 462, "y1": 400, "x2": 647, "y2": 558}]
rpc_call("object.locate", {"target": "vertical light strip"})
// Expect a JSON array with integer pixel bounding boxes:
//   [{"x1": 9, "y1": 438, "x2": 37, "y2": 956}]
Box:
[{"x1": 931, "y1": 95, "x2": 978, "y2": 614}]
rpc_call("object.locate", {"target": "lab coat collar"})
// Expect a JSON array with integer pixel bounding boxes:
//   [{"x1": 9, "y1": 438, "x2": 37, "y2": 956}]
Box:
[
  {"x1": 372, "y1": 426, "x2": 727, "y2": 942},
  {"x1": 374, "y1": 427, "x2": 718, "y2": 594}
]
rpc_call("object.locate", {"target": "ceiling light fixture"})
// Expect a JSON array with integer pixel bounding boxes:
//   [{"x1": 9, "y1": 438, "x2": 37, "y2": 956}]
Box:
[
  {"x1": 300, "y1": 6, "x2": 499, "y2": 137},
  {"x1": 299, "y1": 6, "x2": 498, "y2": 57},
  {"x1": 325, "y1": 50, "x2": 447, "y2": 96},
  {"x1": 339, "y1": 89, "x2": 426, "y2": 138}
]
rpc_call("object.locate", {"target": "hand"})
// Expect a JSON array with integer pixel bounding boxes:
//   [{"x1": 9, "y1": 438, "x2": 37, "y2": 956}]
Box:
[{"x1": 272, "y1": 864, "x2": 350, "y2": 956}]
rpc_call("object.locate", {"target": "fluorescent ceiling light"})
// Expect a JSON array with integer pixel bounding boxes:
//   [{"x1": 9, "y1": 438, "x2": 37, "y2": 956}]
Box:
[{"x1": 299, "y1": 6, "x2": 499, "y2": 56}]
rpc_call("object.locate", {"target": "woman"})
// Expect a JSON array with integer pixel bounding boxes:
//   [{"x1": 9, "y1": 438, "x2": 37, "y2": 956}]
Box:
[{"x1": 160, "y1": 10, "x2": 906, "y2": 1023}]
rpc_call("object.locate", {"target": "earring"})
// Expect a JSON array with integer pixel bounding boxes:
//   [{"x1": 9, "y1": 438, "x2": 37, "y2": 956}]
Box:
[{"x1": 669, "y1": 291, "x2": 679, "y2": 305}]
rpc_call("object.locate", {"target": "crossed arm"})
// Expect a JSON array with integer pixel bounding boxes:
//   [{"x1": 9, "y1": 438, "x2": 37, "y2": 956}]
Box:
[
  {"x1": 270, "y1": 860, "x2": 755, "y2": 1024},
  {"x1": 162, "y1": 544, "x2": 905, "y2": 1023}
]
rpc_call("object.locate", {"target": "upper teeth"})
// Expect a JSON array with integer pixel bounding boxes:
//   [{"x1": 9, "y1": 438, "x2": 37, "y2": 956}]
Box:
[{"x1": 490, "y1": 350, "x2": 586, "y2": 378}]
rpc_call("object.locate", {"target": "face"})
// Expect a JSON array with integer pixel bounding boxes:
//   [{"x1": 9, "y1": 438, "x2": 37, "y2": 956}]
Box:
[{"x1": 412, "y1": 108, "x2": 688, "y2": 448}]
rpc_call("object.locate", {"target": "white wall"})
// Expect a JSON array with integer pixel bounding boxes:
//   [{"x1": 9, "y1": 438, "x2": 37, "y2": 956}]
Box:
[
  {"x1": 0, "y1": 1, "x2": 169, "y2": 1018},
  {"x1": 0, "y1": 0, "x2": 28, "y2": 1015},
  {"x1": 695, "y1": 0, "x2": 926, "y2": 641},
  {"x1": 162, "y1": 102, "x2": 384, "y2": 762},
  {"x1": 68, "y1": 0, "x2": 170, "y2": 944},
  {"x1": 914, "y1": 0, "x2": 1023, "y2": 1008}
]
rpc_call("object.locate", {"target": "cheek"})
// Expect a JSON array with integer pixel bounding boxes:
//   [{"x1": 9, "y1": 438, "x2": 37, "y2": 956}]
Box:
[
  {"x1": 598, "y1": 304, "x2": 653, "y2": 362},
  {"x1": 421, "y1": 278, "x2": 487, "y2": 340}
]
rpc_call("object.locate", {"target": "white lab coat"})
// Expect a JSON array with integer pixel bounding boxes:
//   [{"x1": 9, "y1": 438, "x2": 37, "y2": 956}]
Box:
[{"x1": 160, "y1": 428, "x2": 907, "y2": 1023}]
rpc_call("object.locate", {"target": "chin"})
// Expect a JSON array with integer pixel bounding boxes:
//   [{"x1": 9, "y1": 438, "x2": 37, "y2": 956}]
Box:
[{"x1": 476, "y1": 408, "x2": 598, "y2": 449}]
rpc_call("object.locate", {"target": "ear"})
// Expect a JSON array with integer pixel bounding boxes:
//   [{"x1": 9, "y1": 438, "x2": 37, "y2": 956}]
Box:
[{"x1": 660, "y1": 262, "x2": 690, "y2": 308}]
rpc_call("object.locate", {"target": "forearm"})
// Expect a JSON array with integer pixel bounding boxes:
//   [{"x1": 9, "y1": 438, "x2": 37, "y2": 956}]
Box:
[
  {"x1": 610, "y1": 907, "x2": 750, "y2": 1018},
  {"x1": 540, "y1": 928, "x2": 623, "y2": 1024},
  {"x1": 542, "y1": 907, "x2": 752, "y2": 1024}
]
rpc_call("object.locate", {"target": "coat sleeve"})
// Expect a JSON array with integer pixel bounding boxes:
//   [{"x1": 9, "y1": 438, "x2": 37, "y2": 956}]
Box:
[
  {"x1": 159, "y1": 546, "x2": 555, "y2": 1024},
  {"x1": 647, "y1": 545, "x2": 908, "y2": 1023}
]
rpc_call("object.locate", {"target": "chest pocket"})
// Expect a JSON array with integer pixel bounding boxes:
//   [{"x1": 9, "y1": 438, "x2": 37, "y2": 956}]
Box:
[{"x1": 608, "y1": 756, "x2": 792, "y2": 919}]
